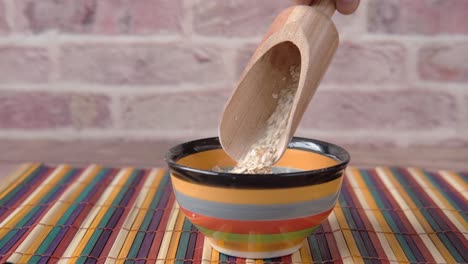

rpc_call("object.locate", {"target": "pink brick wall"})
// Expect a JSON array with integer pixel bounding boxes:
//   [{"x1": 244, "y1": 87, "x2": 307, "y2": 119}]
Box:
[{"x1": 0, "y1": 0, "x2": 467, "y2": 150}]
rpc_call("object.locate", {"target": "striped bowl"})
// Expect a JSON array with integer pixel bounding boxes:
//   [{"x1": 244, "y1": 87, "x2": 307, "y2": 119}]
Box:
[{"x1": 166, "y1": 137, "x2": 350, "y2": 259}]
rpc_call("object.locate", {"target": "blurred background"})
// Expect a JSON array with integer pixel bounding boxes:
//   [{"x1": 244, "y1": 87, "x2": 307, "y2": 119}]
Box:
[{"x1": 0, "y1": 0, "x2": 467, "y2": 169}]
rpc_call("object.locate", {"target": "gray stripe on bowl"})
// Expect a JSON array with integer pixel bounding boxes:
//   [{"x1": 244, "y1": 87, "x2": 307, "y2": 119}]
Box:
[{"x1": 174, "y1": 189, "x2": 338, "y2": 221}]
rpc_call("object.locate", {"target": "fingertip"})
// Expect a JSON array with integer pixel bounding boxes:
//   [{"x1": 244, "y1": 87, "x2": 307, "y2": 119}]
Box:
[{"x1": 336, "y1": 0, "x2": 360, "y2": 15}]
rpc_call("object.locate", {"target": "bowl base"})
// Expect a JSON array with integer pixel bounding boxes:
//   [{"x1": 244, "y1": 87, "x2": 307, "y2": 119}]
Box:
[{"x1": 209, "y1": 240, "x2": 303, "y2": 259}]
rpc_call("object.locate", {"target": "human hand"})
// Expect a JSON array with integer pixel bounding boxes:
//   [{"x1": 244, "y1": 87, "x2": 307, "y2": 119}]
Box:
[{"x1": 293, "y1": 0, "x2": 360, "y2": 15}]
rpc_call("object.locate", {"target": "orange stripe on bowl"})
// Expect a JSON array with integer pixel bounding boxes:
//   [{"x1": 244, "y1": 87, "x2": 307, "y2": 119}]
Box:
[
  {"x1": 171, "y1": 174, "x2": 343, "y2": 205},
  {"x1": 181, "y1": 207, "x2": 332, "y2": 234}
]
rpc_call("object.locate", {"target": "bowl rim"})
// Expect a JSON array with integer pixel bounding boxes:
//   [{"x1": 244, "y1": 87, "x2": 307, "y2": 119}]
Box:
[{"x1": 165, "y1": 137, "x2": 350, "y2": 188}]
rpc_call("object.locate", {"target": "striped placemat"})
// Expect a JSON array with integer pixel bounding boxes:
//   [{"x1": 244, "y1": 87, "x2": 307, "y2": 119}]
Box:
[{"x1": 0, "y1": 163, "x2": 466, "y2": 263}]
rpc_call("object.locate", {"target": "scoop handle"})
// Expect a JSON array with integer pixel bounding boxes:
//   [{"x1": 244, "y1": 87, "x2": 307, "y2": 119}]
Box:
[
  {"x1": 261, "y1": 1, "x2": 335, "y2": 45},
  {"x1": 310, "y1": 0, "x2": 336, "y2": 17}
]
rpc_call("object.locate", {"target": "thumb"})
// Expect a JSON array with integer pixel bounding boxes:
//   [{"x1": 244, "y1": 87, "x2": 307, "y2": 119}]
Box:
[{"x1": 335, "y1": 0, "x2": 360, "y2": 14}]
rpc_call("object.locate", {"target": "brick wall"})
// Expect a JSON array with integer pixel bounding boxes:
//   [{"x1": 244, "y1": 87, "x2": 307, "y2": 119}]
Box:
[{"x1": 0, "y1": 0, "x2": 467, "y2": 162}]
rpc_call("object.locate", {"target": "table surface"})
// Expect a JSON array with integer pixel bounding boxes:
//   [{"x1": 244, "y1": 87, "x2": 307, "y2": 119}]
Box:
[
  {"x1": 2, "y1": 139, "x2": 468, "y2": 172},
  {"x1": 0, "y1": 163, "x2": 466, "y2": 263}
]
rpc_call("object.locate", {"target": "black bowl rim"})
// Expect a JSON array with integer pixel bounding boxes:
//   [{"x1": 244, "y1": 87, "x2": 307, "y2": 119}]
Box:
[{"x1": 165, "y1": 137, "x2": 350, "y2": 188}]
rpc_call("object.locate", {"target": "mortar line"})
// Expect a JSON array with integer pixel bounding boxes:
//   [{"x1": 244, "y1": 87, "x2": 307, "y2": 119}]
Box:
[
  {"x1": 401, "y1": 37, "x2": 421, "y2": 86},
  {"x1": 1, "y1": 82, "x2": 466, "y2": 93},
  {"x1": 0, "y1": 82, "x2": 234, "y2": 94},
  {"x1": 110, "y1": 94, "x2": 124, "y2": 130},
  {"x1": 3, "y1": 0, "x2": 15, "y2": 31},
  {"x1": 0, "y1": 32, "x2": 467, "y2": 46},
  {"x1": 181, "y1": 0, "x2": 194, "y2": 41},
  {"x1": 47, "y1": 32, "x2": 60, "y2": 82},
  {"x1": 0, "y1": 128, "x2": 461, "y2": 140}
]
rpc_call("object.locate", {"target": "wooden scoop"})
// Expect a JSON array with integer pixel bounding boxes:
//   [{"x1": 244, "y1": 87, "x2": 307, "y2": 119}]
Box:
[{"x1": 219, "y1": 0, "x2": 339, "y2": 163}]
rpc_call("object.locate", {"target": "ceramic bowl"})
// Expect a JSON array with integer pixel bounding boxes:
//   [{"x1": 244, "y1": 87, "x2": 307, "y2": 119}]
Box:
[{"x1": 165, "y1": 137, "x2": 350, "y2": 259}]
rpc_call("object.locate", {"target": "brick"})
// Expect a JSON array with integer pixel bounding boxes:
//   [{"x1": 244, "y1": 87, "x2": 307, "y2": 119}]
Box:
[
  {"x1": 59, "y1": 43, "x2": 230, "y2": 85},
  {"x1": 236, "y1": 41, "x2": 407, "y2": 85},
  {"x1": 15, "y1": 0, "x2": 97, "y2": 33},
  {"x1": 323, "y1": 41, "x2": 406, "y2": 83},
  {"x1": 0, "y1": 91, "x2": 111, "y2": 129},
  {"x1": 15, "y1": 0, "x2": 182, "y2": 34},
  {"x1": 300, "y1": 89, "x2": 457, "y2": 130},
  {"x1": 368, "y1": 0, "x2": 468, "y2": 35},
  {"x1": 295, "y1": 128, "x2": 397, "y2": 147},
  {"x1": 235, "y1": 44, "x2": 256, "y2": 77},
  {"x1": 419, "y1": 42, "x2": 468, "y2": 83},
  {"x1": 464, "y1": 94, "x2": 468, "y2": 128},
  {"x1": 192, "y1": 0, "x2": 289, "y2": 37},
  {"x1": 69, "y1": 94, "x2": 112, "y2": 129},
  {"x1": 93, "y1": 0, "x2": 182, "y2": 34},
  {"x1": 193, "y1": 0, "x2": 366, "y2": 37},
  {"x1": 411, "y1": 137, "x2": 468, "y2": 148},
  {"x1": 0, "y1": 46, "x2": 50, "y2": 83},
  {"x1": 0, "y1": 92, "x2": 71, "y2": 129},
  {"x1": 0, "y1": 0, "x2": 9, "y2": 34},
  {"x1": 120, "y1": 89, "x2": 230, "y2": 131},
  {"x1": 331, "y1": 6, "x2": 366, "y2": 35}
]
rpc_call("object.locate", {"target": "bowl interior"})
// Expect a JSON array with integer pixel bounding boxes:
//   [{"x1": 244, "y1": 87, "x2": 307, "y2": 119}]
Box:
[{"x1": 177, "y1": 147, "x2": 339, "y2": 172}]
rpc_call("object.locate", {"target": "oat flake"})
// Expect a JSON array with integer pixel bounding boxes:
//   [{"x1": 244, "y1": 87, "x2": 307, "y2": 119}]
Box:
[{"x1": 230, "y1": 65, "x2": 300, "y2": 174}]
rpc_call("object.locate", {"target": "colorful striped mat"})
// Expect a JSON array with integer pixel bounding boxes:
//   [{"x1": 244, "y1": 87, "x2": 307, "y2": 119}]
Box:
[{"x1": 0, "y1": 163, "x2": 466, "y2": 263}]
